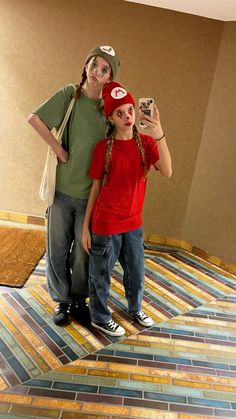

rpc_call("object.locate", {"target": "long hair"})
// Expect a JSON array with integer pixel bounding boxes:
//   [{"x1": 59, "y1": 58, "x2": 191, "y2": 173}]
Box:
[
  {"x1": 133, "y1": 125, "x2": 147, "y2": 178},
  {"x1": 73, "y1": 68, "x2": 87, "y2": 100},
  {"x1": 102, "y1": 121, "x2": 116, "y2": 186},
  {"x1": 102, "y1": 124, "x2": 147, "y2": 185}
]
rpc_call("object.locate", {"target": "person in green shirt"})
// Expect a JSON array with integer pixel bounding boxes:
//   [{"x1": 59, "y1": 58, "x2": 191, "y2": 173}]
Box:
[{"x1": 28, "y1": 46, "x2": 120, "y2": 326}]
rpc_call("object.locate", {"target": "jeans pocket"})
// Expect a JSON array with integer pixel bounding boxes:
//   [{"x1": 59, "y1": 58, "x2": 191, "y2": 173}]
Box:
[
  {"x1": 91, "y1": 234, "x2": 109, "y2": 256},
  {"x1": 91, "y1": 244, "x2": 107, "y2": 256}
]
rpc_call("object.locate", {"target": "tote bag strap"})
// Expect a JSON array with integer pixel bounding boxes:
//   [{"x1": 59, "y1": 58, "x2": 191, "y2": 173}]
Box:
[{"x1": 55, "y1": 85, "x2": 76, "y2": 142}]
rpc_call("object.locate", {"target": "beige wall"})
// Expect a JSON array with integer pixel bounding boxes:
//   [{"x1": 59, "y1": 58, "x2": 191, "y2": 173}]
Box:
[
  {"x1": 1, "y1": 0, "x2": 235, "y2": 263},
  {"x1": 182, "y1": 22, "x2": 236, "y2": 263}
]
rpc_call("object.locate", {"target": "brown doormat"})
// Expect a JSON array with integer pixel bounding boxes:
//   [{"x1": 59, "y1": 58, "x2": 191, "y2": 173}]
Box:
[{"x1": 0, "y1": 226, "x2": 46, "y2": 287}]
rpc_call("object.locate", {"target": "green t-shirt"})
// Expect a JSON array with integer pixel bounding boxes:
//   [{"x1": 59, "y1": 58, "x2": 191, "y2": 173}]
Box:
[{"x1": 34, "y1": 84, "x2": 107, "y2": 198}]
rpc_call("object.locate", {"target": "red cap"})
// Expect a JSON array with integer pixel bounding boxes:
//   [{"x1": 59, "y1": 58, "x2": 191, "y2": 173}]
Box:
[{"x1": 102, "y1": 81, "x2": 135, "y2": 118}]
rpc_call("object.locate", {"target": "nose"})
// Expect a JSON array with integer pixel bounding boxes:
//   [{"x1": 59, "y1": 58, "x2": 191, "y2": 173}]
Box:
[{"x1": 94, "y1": 67, "x2": 101, "y2": 77}]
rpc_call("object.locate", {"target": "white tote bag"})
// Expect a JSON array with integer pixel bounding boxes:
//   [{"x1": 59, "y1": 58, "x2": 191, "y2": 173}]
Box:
[{"x1": 39, "y1": 89, "x2": 76, "y2": 207}]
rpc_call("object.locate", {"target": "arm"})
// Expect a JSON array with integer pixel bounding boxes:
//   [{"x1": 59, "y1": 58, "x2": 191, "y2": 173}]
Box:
[
  {"x1": 140, "y1": 105, "x2": 172, "y2": 178},
  {"x1": 28, "y1": 114, "x2": 68, "y2": 163},
  {"x1": 154, "y1": 137, "x2": 172, "y2": 178},
  {"x1": 82, "y1": 179, "x2": 102, "y2": 254}
]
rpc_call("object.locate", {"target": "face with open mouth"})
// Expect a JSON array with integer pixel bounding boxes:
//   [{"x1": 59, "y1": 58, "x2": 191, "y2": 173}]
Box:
[{"x1": 110, "y1": 104, "x2": 135, "y2": 136}]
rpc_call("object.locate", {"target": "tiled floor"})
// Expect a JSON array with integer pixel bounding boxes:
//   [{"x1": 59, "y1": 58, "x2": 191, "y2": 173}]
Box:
[{"x1": 0, "y1": 243, "x2": 236, "y2": 418}]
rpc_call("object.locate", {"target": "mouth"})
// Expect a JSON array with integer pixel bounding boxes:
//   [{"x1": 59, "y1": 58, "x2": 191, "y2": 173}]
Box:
[
  {"x1": 90, "y1": 75, "x2": 98, "y2": 82},
  {"x1": 125, "y1": 122, "x2": 132, "y2": 126}
]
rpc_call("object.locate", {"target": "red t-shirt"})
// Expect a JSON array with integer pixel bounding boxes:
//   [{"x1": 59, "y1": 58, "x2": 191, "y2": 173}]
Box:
[{"x1": 89, "y1": 134, "x2": 159, "y2": 235}]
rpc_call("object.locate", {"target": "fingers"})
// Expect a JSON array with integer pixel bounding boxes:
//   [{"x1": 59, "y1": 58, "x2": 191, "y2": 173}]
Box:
[
  {"x1": 153, "y1": 104, "x2": 159, "y2": 118},
  {"x1": 82, "y1": 233, "x2": 91, "y2": 255},
  {"x1": 60, "y1": 157, "x2": 68, "y2": 163},
  {"x1": 139, "y1": 105, "x2": 160, "y2": 128},
  {"x1": 139, "y1": 113, "x2": 155, "y2": 127},
  {"x1": 82, "y1": 238, "x2": 86, "y2": 253},
  {"x1": 58, "y1": 149, "x2": 69, "y2": 163},
  {"x1": 87, "y1": 235, "x2": 91, "y2": 252},
  {"x1": 83, "y1": 241, "x2": 90, "y2": 255}
]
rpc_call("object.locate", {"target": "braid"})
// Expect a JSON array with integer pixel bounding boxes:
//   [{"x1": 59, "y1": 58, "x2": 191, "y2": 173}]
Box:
[
  {"x1": 106, "y1": 120, "x2": 115, "y2": 138},
  {"x1": 103, "y1": 123, "x2": 116, "y2": 186},
  {"x1": 99, "y1": 99, "x2": 105, "y2": 115},
  {"x1": 73, "y1": 68, "x2": 87, "y2": 100},
  {"x1": 133, "y1": 125, "x2": 147, "y2": 178}
]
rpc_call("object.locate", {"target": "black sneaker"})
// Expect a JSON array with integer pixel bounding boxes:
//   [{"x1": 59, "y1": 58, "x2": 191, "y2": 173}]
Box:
[
  {"x1": 91, "y1": 319, "x2": 125, "y2": 337},
  {"x1": 133, "y1": 310, "x2": 153, "y2": 327},
  {"x1": 53, "y1": 303, "x2": 71, "y2": 326},
  {"x1": 70, "y1": 301, "x2": 91, "y2": 325}
]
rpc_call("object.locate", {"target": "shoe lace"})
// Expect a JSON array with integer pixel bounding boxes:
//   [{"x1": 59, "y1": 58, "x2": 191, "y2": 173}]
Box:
[
  {"x1": 107, "y1": 319, "x2": 118, "y2": 330},
  {"x1": 137, "y1": 310, "x2": 148, "y2": 320},
  {"x1": 56, "y1": 303, "x2": 70, "y2": 313}
]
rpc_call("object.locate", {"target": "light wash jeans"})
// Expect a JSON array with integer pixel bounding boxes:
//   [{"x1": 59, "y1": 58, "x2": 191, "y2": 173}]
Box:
[
  {"x1": 89, "y1": 227, "x2": 144, "y2": 324},
  {"x1": 46, "y1": 191, "x2": 89, "y2": 303}
]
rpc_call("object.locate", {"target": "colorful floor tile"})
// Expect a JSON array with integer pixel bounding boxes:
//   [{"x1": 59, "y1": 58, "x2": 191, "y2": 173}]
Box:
[{"x1": 1, "y1": 245, "x2": 236, "y2": 418}]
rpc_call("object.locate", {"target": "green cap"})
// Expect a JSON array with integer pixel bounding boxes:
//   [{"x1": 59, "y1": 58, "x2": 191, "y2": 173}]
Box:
[{"x1": 85, "y1": 45, "x2": 120, "y2": 79}]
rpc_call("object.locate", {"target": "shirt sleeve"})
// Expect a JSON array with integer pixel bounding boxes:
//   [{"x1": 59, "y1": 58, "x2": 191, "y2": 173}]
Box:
[
  {"x1": 142, "y1": 135, "x2": 159, "y2": 168},
  {"x1": 89, "y1": 140, "x2": 107, "y2": 180},
  {"x1": 32, "y1": 84, "x2": 75, "y2": 131}
]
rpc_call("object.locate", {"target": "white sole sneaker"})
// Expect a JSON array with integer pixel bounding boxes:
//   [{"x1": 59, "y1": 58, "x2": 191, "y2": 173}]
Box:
[
  {"x1": 91, "y1": 320, "x2": 125, "y2": 337},
  {"x1": 134, "y1": 310, "x2": 154, "y2": 327}
]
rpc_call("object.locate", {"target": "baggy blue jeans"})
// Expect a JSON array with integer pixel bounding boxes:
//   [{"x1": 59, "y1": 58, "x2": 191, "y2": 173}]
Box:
[
  {"x1": 89, "y1": 227, "x2": 144, "y2": 324},
  {"x1": 46, "y1": 191, "x2": 89, "y2": 303}
]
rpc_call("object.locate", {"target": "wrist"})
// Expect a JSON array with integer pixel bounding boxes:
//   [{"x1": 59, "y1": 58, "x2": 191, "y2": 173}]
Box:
[{"x1": 154, "y1": 132, "x2": 165, "y2": 142}]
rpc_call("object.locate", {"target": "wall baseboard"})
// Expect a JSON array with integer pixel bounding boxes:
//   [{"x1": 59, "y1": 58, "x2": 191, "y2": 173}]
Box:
[
  {"x1": 0, "y1": 210, "x2": 46, "y2": 226},
  {"x1": 0, "y1": 211, "x2": 235, "y2": 275},
  {"x1": 144, "y1": 233, "x2": 236, "y2": 275}
]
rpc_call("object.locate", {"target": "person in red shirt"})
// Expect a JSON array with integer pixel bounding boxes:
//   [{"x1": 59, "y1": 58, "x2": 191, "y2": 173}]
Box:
[{"x1": 82, "y1": 81, "x2": 172, "y2": 337}]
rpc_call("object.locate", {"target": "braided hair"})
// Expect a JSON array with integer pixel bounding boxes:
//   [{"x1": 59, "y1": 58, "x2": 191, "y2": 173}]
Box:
[
  {"x1": 102, "y1": 123, "x2": 147, "y2": 185},
  {"x1": 133, "y1": 125, "x2": 147, "y2": 178},
  {"x1": 102, "y1": 121, "x2": 116, "y2": 186},
  {"x1": 73, "y1": 68, "x2": 87, "y2": 100}
]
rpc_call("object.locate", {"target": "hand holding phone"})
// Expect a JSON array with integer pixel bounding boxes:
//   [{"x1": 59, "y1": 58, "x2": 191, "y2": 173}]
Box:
[{"x1": 139, "y1": 98, "x2": 154, "y2": 128}]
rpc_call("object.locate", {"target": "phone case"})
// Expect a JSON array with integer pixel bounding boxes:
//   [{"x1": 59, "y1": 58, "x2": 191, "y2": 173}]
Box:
[{"x1": 139, "y1": 98, "x2": 154, "y2": 128}]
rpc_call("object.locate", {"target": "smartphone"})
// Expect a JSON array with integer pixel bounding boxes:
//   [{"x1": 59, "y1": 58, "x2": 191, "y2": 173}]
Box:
[{"x1": 139, "y1": 98, "x2": 154, "y2": 128}]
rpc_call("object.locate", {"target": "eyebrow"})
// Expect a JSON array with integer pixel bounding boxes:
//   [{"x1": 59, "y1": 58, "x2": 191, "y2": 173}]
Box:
[
  {"x1": 93, "y1": 57, "x2": 109, "y2": 69},
  {"x1": 101, "y1": 63, "x2": 110, "y2": 70},
  {"x1": 116, "y1": 108, "x2": 133, "y2": 114}
]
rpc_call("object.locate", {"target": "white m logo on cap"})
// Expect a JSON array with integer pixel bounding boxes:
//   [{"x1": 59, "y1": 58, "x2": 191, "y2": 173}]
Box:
[
  {"x1": 100, "y1": 46, "x2": 115, "y2": 56},
  {"x1": 111, "y1": 87, "x2": 127, "y2": 99}
]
